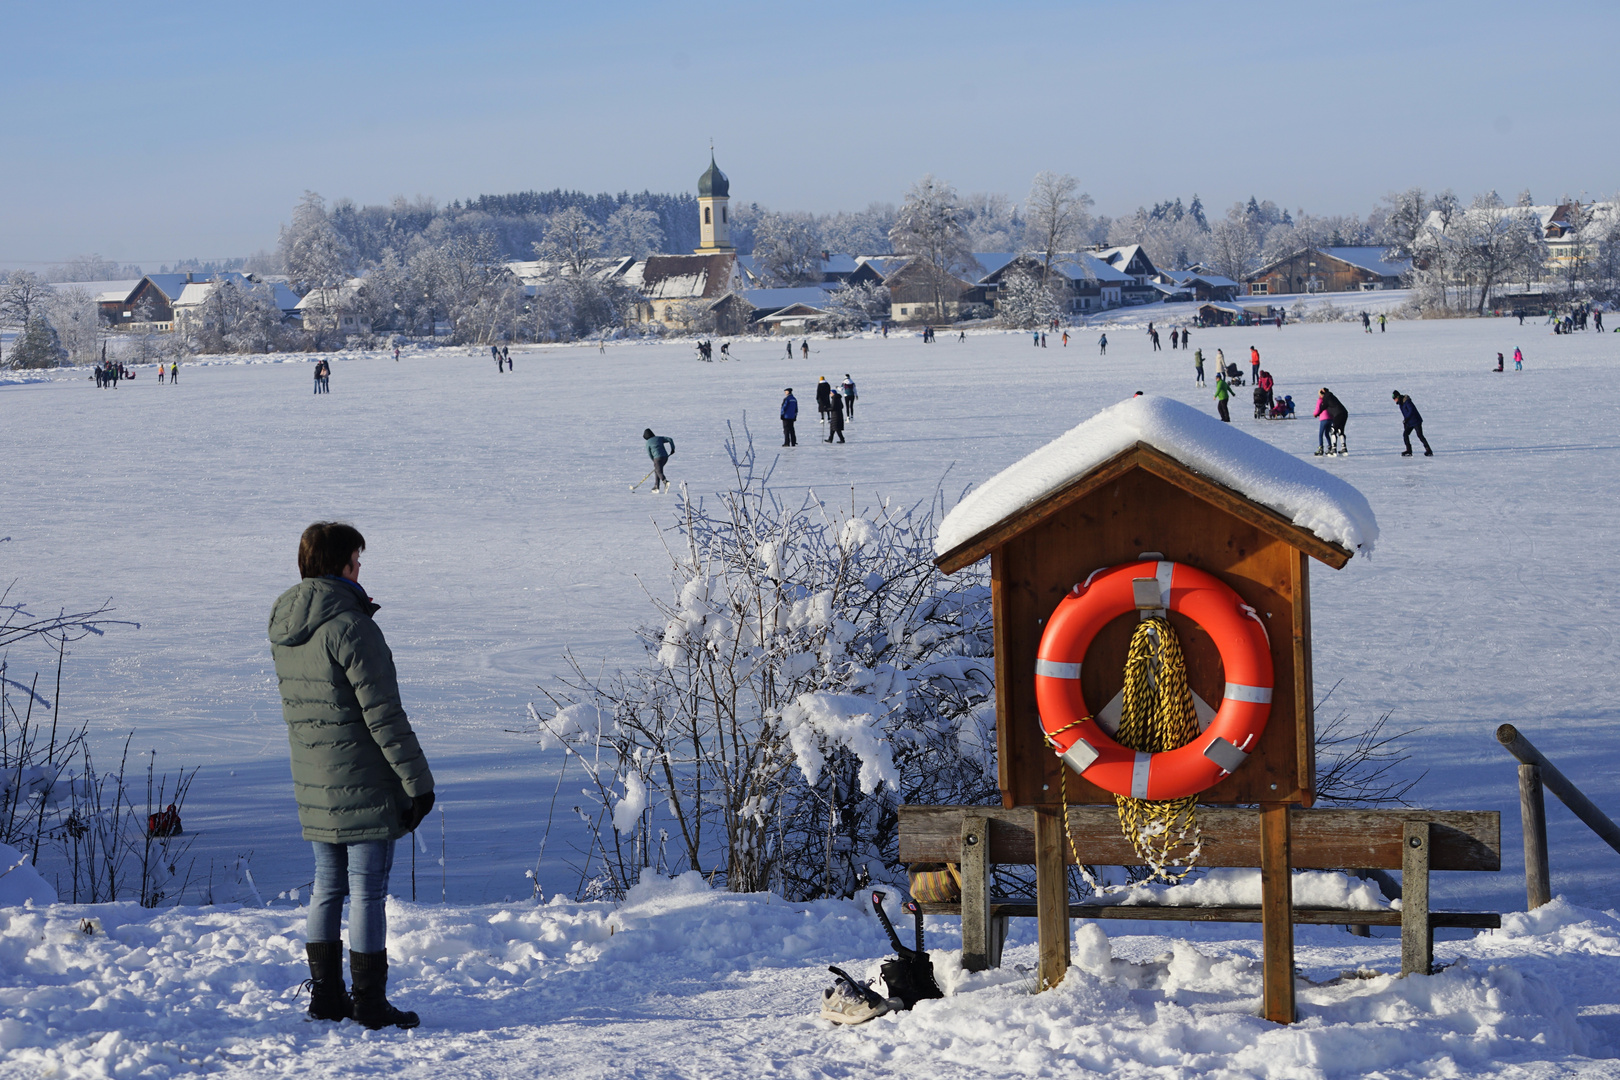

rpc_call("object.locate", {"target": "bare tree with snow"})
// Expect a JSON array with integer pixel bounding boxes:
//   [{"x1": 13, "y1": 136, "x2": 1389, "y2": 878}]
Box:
[
  {"x1": 751, "y1": 211, "x2": 823, "y2": 286},
  {"x1": 535, "y1": 207, "x2": 602, "y2": 277},
  {"x1": 601, "y1": 205, "x2": 665, "y2": 259},
  {"x1": 1023, "y1": 172, "x2": 1093, "y2": 286},
  {"x1": 889, "y1": 175, "x2": 980, "y2": 323}
]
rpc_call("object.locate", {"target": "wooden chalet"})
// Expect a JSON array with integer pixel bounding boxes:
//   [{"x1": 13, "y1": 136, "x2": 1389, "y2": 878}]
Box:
[{"x1": 1247, "y1": 246, "x2": 1410, "y2": 296}]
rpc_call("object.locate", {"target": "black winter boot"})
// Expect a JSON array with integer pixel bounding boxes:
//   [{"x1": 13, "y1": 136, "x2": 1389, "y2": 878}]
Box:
[
  {"x1": 304, "y1": 941, "x2": 352, "y2": 1021},
  {"x1": 349, "y1": 950, "x2": 420, "y2": 1030}
]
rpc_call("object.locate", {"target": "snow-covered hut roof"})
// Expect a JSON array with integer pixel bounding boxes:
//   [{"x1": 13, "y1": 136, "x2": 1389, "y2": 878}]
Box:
[
  {"x1": 1320, "y1": 247, "x2": 1410, "y2": 278},
  {"x1": 971, "y1": 253, "x2": 1018, "y2": 280},
  {"x1": 741, "y1": 286, "x2": 836, "y2": 314},
  {"x1": 49, "y1": 279, "x2": 141, "y2": 303},
  {"x1": 935, "y1": 395, "x2": 1377, "y2": 563},
  {"x1": 821, "y1": 253, "x2": 859, "y2": 276}
]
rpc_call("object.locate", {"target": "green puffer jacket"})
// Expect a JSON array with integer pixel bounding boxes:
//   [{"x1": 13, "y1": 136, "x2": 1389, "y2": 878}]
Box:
[{"x1": 268, "y1": 577, "x2": 434, "y2": 843}]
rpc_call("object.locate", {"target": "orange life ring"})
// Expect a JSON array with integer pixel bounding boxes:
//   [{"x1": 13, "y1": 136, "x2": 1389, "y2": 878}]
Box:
[{"x1": 1034, "y1": 560, "x2": 1274, "y2": 800}]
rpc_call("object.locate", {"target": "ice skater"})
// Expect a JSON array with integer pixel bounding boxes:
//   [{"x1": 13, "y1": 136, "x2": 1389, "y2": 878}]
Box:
[
  {"x1": 1513, "y1": 346, "x2": 1523, "y2": 370},
  {"x1": 816, "y1": 376, "x2": 831, "y2": 424},
  {"x1": 825, "y1": 389, "x2": 845, "y2": 443},
  {"x1": 1393, "y1": 391, "x2": 1432, "y2": 456},
  {"x1": 840, "y1": 374, "x2": 857, "y2": 418},
  {"x1": 1214, "y1": 373, "x2": 1231, "y2": 422},
  {"x1": 785, "y1": 339, "x2": 794, "y2": 360},
  {"x1": 780, "y1": 388, "x2": 798, "y2": 446},
  {"x1": 1098, "y1": 333, "x2": 1107, "y2": 355},
  {"x1": 492, "y1": 345, "x2": 502, "y2": 372},
  {"x1": 1194, "y1": 348, "x2": 1205, "y2": 385},
  {"x1": 1315, "y1": 388, "x2": 1349, "y2": 456},
  {"x1": 643, "y1": 428, "x2": 675, "y2": 493}
]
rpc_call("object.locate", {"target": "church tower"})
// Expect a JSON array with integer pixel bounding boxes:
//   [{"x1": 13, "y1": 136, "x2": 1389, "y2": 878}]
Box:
[{"x1": 695, "y1": 151, "x2": 733, "y2": 253}]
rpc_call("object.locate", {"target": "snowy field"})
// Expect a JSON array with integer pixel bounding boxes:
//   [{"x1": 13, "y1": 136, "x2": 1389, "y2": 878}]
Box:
[{"x1": 5, "y1": 306, "x2": 1620, "y2": 1076}]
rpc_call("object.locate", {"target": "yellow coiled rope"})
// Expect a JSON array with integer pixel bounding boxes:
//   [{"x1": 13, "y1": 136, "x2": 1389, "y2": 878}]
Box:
[{"x1": 1112, "y1": 616, "x2": 1202, "y2": 882}]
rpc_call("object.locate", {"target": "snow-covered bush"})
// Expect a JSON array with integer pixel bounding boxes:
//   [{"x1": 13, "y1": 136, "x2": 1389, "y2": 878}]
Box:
[
  {"x1": 995, "y1": 269, "x2": 1063, "y2": 329},
  {"x1": 528, "y1": 427, "x2": 997, "y2": 900}
]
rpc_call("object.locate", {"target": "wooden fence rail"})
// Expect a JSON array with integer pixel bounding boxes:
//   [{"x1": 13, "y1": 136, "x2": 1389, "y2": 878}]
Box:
[{"x1": 1496, "y1": 723, "x2": 1620, "y2": 909}]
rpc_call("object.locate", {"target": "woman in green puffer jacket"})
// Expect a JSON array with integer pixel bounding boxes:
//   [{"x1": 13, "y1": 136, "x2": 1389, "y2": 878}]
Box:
[{"x1": 269, "y1": 521, "x2": 435, "y2": 1030}]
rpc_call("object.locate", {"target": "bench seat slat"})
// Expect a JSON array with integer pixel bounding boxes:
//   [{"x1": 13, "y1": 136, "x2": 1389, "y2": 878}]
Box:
[
  {"x1": 897, "y1": 806, "x2": 1501, "y2": 872},
  {"x1": 916, "y1": 901, "x2": 1500, "y2": 929}
]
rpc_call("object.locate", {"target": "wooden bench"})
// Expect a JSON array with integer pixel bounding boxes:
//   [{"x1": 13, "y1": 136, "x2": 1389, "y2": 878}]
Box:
[{"x1": 898, "y1": 805, "x2": 1501, "y2": 977}]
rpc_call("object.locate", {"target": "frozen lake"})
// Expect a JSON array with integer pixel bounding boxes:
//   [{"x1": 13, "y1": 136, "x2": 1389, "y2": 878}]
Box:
[{"x1": 4, "y1": 312, "x2": 1618, "y2": 910}]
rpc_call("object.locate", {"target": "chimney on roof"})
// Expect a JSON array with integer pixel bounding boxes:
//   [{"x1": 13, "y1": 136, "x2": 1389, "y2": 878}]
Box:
[{"x1": 186, "y1": 272, "x2": 193, "y2": 283}]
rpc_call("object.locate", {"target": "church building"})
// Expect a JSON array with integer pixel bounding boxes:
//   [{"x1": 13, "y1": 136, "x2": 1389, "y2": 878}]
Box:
[{"x1": 627, "y1": 152, "x2": 741, "y2": 327}]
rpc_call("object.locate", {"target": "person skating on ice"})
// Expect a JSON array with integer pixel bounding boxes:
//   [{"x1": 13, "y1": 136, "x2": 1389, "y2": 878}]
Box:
[
  {"x1": 840, "y1": 374, "x2": 857, "y2": 418},
  {"x1": 643, "y1": 428, "x2": 675, "y2": 493},
  {"x1": 1214, "y1": 372, "x2": 1231, "y2": 422},
  {"x1": 815, "y1": 376, "x2": 831, "y2": 425},
  {"x1": 825, "y1": 389, "x2": 845, "y2": 443},
  {"x1": 780, "y1": 388, "x2": 798, "y2": 447},
  {"x1": 1393, "y1": 391, "x2": 1432, "y2": 456}
]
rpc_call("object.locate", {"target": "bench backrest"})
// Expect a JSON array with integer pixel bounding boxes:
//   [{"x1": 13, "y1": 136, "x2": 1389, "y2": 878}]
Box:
[{"x1": 897, "y1": 805, "x2": 1500, "y2": 872}]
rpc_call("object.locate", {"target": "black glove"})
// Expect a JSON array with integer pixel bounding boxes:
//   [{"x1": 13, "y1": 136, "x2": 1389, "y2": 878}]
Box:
[{"x1": 403, "y1": 791, "x2": 436, "y2": 832}]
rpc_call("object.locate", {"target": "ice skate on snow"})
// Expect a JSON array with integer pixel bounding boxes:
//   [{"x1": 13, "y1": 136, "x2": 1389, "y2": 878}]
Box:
[{"x1": 819, "y1": 965, "x2": 892, "y2": 1025}]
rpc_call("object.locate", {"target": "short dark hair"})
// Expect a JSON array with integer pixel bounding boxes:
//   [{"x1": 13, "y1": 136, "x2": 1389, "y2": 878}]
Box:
[{"x1": 298, "y1": 522, "x2": 365, "y2": 579}]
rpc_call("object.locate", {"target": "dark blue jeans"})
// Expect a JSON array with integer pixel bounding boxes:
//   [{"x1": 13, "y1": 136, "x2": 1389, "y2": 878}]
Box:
[{"x1": 308, "y1": 839, "x2": 395, "y2": 953}]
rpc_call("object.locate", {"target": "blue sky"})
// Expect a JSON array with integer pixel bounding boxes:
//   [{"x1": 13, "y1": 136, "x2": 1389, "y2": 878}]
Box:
[{"x1": 4, "y1": 0, "x2": 1616, "y2": 267}]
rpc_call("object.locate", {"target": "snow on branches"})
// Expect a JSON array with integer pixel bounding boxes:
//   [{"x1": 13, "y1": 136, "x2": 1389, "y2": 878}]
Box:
[{"x1": 528, "y1": 424, "x2": 997, "y2": 901}]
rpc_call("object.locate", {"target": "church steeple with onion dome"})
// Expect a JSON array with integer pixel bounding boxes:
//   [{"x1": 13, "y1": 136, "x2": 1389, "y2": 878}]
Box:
[{"x1": 695, "y1": 150, "x2": 733, "y2": 252}]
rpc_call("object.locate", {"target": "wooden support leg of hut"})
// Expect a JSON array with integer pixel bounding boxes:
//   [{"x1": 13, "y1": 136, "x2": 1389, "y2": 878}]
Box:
[
  {"x1": 1259, "y1": 802, "x2": 1296, "y2": 1023},
  {"x1": 1034, "y1": 808, "x2": 1070, "y2": 991}
]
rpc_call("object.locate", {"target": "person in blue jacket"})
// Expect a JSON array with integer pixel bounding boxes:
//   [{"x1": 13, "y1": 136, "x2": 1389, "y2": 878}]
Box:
[
  {"x1": 643, "y1": 428, "x2": 675, "y2": 492},
  {"x1": 780, "y1": 388, "x2": 798, "y2": 447},
  {"x1": 1392, "y1": 391, "x2": 1432, "y2": 457}
]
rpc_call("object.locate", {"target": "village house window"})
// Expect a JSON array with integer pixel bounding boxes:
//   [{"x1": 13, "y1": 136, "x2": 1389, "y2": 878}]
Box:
[
  {"x1": 900, "y1": 307, "x2": 908, "y2": 315},
  {"x1": 1252, "y1": 283, "x2": 1269, "y2": 295}
]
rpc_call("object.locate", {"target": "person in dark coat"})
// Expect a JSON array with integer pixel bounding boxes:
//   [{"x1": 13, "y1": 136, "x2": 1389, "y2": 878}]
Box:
[
  {"x1": 825, "y1": 389, "x2": 845, "y2": 443},
  {"x1": 1316, "y1": 387, "x2": 1349, "y2": 455},
  {"x1": 269, "y1": 522, "x2": 434, "y2": 1030},
  {"x1": 815, "y1": 377, "x2": 832, "y2": 424},
  {"x1": 780, "y1": 388, "x2": 798, "y2": 447},
  {"x1": 1393, "y1": 391, "x2": 1432, "y2": 456}
]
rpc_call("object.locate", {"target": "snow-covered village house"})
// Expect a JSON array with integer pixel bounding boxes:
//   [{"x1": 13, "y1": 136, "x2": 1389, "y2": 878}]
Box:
[
  {"x1": 293, "y1": 279, "x2": 372, "y2": 334},
  {"x1": 883, "y1": 258, "x2": 979, "y2": 323},
  {"x1": 979, "y1": 252, "x2": 1132, "y2": 314},
  {"x1": 1089, "y1": 244, "x2": 1164, "y2": 305},
  {"x1": 101, "y1": 273, "x2": 300, "y2": 332},
  {"x1": 1246, "y1": 246, "x2": 1411, "y2": 295}
]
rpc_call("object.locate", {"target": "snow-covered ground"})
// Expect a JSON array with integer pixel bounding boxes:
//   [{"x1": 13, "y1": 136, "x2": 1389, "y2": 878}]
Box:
[{"x1": 4, "y1": 309, "x2": 1620, "y2": 1076}]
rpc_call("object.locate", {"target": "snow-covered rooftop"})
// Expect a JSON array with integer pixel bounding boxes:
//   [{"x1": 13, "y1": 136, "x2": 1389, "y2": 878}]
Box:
[
  {"x1": 936, "y1": 395, "x2": 1378, "y2": 558},
  {"x1": 1321, "y1": 246, "x2": 1411, "y2": 278}
]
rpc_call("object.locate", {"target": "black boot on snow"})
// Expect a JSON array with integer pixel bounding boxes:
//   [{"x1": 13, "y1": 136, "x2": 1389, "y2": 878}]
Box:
[
  {"x1": 303, "y1": 941, "x2": 352, "y2": 1021},
  {"x1": 349, "y1": 950, "x2": 420, "y2": 1030}
]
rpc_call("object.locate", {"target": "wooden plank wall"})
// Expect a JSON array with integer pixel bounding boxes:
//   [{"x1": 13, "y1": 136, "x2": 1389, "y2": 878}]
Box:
[{"x1": 993, "y1": 468, "x2": 1312, "y2": 808}]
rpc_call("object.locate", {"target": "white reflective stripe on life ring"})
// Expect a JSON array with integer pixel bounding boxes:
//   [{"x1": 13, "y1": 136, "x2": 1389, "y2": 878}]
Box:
[
  {"x1": 1131, "y1": 752, "x2": 1152, "y2": 799},
  {"x1": 1223, "y1": 682, "x2": 1273, "y2": 704},
  {"x1": 1035, "y1": 659, "x2": 1082, "y2": 679}
]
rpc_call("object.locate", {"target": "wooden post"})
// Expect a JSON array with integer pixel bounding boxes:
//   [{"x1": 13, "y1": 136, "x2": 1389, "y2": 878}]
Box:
[
  {"x1": 1518, "y1": 764, "x2": 1552, "y2": 909},
  {"x1": 1400, "y1": 821, "x2": 1432, "y2": 976},
  {"x1": 960, "y1": 815, "x2": 993, "y2": 971},
  {"x1": 1258, "y1": 802, "x2": 1295, "y2": 1023},
  {"x1": 1033, "y1": 808, "x2": 1069, "y2": 991}
]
